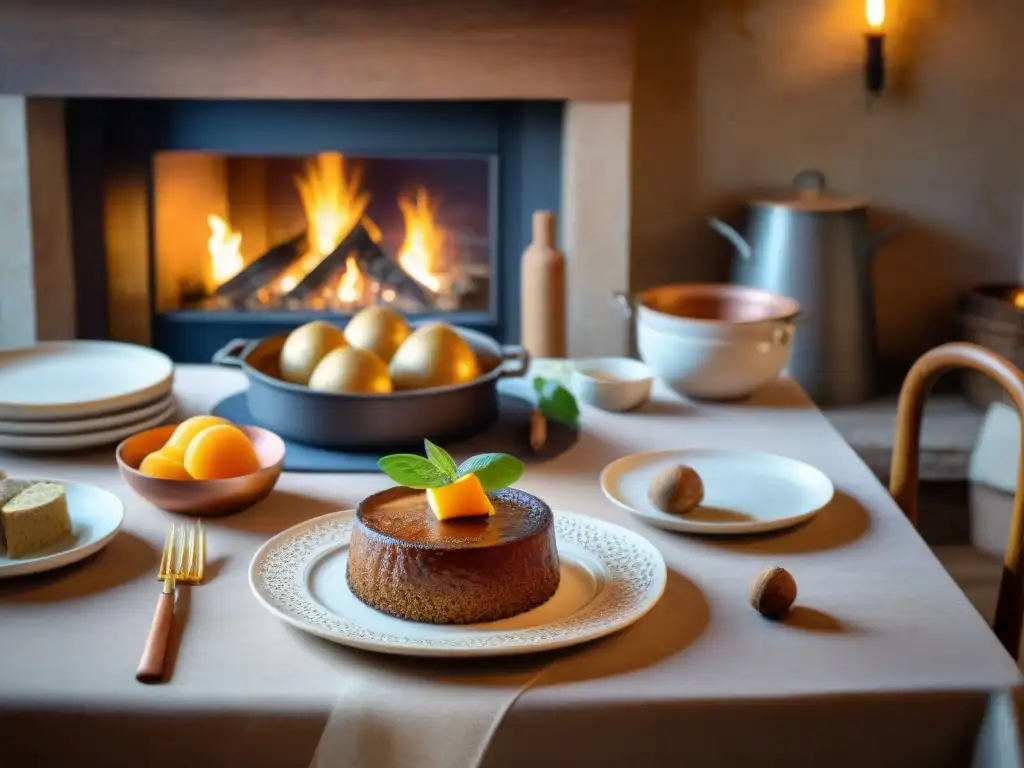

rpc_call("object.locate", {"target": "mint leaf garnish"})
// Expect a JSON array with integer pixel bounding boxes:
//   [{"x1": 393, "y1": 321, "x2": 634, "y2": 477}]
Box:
[
  {"x1": 377, "y1": 454, "x2": 451, "y2": 489},
  {"x1": 455, "y1": 453, "x2": 524, "y2": 492},
  {"x1": 423, "y1": 439, "x2": 457, "y2": 481},
  {"x1": 534, "y1": 377, "x2": 580, "y2": 428}
]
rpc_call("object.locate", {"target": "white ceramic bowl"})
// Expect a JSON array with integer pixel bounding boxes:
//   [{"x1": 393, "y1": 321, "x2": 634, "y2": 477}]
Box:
[
  {"x1": 625, "y1": 284, "x2": 800, "y2": 401},
  {"x1": 571, "y1": 358, "x2": 653, "y2": 412}
]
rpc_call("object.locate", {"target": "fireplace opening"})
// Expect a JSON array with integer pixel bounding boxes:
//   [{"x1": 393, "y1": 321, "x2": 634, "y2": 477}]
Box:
[
  {"x1": 154, "y1": 152, "x2": 494, "y2": 317},
  {"x1": 66, "y1": 100, "x2": 563, "y2": 363}
]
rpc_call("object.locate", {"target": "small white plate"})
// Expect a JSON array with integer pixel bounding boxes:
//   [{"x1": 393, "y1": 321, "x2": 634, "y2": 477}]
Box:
[
  {"x1": 601, "y1": 449, "x2": 835, "y2": 536},
  {"x1": 250, "y1": 509, "x2": 667, "y2": 658},
  {"x1": 0, "y1": 401, "x2": 176, "y2": 452},
  {"x1": 0, "y1": 480, "x2": 125, "y2": 578},
  {"x1": 0, "y1": 393, "x2": 175, "y2": 436},
  {"x1": 0, "y1": 341, "x2": 174, "y2": 421}
]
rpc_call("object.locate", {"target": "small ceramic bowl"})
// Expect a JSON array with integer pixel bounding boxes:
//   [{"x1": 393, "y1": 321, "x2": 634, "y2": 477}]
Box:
[
  {"x1": 570, "y1": 358, "x2": 654, "y2": 412},
  {"x1": 116, "y1": 424, "x2": 285, "y2": 516}
]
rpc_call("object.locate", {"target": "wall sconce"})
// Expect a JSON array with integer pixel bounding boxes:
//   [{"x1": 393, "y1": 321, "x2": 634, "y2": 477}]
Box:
[{"x1": 864, "y1": 0, "x2": 886, "y2": 98}]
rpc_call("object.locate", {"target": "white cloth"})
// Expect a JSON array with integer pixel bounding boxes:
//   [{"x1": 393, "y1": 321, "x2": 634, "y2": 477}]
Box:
[{"x1": 1, "y1": 365, "x2": 1021, "y2": 768}]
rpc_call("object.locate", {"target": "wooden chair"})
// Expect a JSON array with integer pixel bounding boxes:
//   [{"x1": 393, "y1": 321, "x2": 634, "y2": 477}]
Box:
[{"x1": 891, "y1": 341, "x2": 1024, "y2": 659}]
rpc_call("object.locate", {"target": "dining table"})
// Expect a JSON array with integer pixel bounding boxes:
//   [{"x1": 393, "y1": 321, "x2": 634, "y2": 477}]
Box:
[{"x1": 1, "y1": 362, "x2": 1023, "y2": 768}]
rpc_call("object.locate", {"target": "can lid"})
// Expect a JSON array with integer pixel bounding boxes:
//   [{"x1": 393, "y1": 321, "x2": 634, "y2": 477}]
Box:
[{"x1": 748, "y1": 170, "x2": 869, "y2": 213}]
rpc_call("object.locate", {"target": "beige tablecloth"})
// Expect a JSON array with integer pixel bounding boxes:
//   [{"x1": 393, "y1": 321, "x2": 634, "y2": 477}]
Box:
[{"x1": 1, "y1": 365, "x2": 1022, "y2": 768}]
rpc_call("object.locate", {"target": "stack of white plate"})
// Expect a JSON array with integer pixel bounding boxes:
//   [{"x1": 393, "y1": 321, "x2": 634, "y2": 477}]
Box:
[{"x1": 0, "y1": 341, "x2": 176, "y2": 451}]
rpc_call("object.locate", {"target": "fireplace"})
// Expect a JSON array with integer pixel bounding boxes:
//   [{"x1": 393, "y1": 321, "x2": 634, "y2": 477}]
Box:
[
  {"x1": 66, "y1": 99, "x2": 563, "y2": 362},
  {"x1": 157, "y1": 152, "x2": 494, "y2": 317}
]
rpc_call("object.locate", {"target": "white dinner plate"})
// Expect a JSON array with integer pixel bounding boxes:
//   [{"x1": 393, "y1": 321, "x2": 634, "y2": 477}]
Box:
[
  {"x1": 600, "y1": 449, "x2": 835, "y2": 536},
  {"x1": 0, "y1": 479, "x2": 125, "y2": 578},
  {"x1": 0, "y1": 393, "x2": 175, "y2": 436},
  {"x1": 250, "y1": 509, "x2": 667, "y2": 658},
  {"x1": 0, "y1": 400, "x2": 176, "y2": 452},
  {"x1": 0, "y1": 341, "x2": 174, "y2": 421}
]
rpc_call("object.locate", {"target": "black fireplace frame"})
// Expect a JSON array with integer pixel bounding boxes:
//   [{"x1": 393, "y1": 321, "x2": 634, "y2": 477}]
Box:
[{"x1": 66, "y1": 99, "x2": 564, "y2": 363}]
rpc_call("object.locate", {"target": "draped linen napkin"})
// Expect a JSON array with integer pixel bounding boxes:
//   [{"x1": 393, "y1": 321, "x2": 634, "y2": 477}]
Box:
[
  {"x1": 309, "y1": 360, "x2": 579, "y2": 767},
  {"x1": 309, "y1": 655, "x2": 549, "y2": 768}
]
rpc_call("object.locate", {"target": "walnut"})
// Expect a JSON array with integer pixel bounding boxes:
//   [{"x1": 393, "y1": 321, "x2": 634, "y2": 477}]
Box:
[
  {"x1": 749, "y1": 566, "x2": 797, "y2": 618},
  {"x1": 648, "y1": 464, "x2": 704, "y2": 514}
]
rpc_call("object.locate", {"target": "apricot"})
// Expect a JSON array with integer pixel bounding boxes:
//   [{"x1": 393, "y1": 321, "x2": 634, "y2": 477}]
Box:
[
  {"x1": 165, "y1": 416, "x2": 232, "y2": 452},
  {"x1": 183, "y1": 424, "x2": 261, "y2": 480},
  {"x1": 155, "y1": 444, "x2": 186, "y2": 464},
  {"x1": 139, "y1": 452, "x2": 193, "y2": 481},
  {"x1": 426, "y1": 473, "x2": 495, "y2": 520}
]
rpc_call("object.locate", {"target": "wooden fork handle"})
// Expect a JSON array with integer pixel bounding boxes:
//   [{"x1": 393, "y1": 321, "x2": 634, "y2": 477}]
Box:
[{"x1": 136, "y1": 592, "x2": 175, "y2": 683}]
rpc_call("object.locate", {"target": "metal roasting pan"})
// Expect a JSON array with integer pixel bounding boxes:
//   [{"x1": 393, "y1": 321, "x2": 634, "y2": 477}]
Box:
[{"x1": 212, "y1": 326, "x2": 529, "y2": 451}]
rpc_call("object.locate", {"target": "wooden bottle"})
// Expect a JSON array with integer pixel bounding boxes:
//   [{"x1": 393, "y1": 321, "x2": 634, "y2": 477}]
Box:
[{"x1": 520, "y1": 211, "x2": 566, "y2": 358}]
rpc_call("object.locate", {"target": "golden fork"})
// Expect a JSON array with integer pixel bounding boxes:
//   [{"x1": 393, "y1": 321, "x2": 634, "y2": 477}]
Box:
[{"x1": 136, "y1": 521, "x2": 205, "y2": 683}]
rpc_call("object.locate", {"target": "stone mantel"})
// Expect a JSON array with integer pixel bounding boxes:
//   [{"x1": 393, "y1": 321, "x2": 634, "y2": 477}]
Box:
[{"x1": 0, "y1": 1, "x2": 631, "y2": 101}]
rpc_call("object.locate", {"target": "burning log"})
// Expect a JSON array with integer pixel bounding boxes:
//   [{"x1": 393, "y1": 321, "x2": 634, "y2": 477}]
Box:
[
  {"x1": 213, "y1": 231, "x2": 308, "y2": 305},
  {"x1": 287, "y1": 221, "x2": 429, "y2": 304}
]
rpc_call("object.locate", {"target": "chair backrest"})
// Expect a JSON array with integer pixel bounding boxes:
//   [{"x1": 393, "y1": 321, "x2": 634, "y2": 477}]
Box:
[{"x1": 890, "y1": 341, "x2": 1024, "y2": 659}]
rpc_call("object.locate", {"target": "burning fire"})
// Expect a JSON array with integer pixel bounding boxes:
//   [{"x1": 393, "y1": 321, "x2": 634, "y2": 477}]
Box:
[
  {"x1": 271, "y1": 153, "x2": 381, "y2": 294},
  {"x1": 866, "y1": 0, "x2": 885, "y2": 30},
  {"x1": 296, "y1": 153, "x2": 374, "y2": 257},
  {"x1": 207, "y1": 214, "x2": 244, "y2": 287},
  {"x1": 203, "y1": 153, "x2": 450, "y2": 305},
  {"x1": 397, "y1": 187, "x2": 446, "y2": 293},
  {"x1": 336, "y1": 254, "x2": 365, "y2": 304}
]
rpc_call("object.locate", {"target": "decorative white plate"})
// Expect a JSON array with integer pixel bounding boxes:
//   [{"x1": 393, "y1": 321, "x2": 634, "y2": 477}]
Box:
[
  {"x1": 0, "y1": 479, "x2": 125, "y2": 578},
  {"x1": 0, "y1": 341, "x2": 174, "y2": 421},
  {"x1": 0, "y1": 393, "x2": 175, "y2": 436},
  {"x1": 601, "y1": 449, "x2": 835, "y2": 536},
  {"x1": 0, "y1": 400, "x2": 176, "y2": 452},
  {"x1": 249, "y1": 509, "x2": 667, "y2": 658}
]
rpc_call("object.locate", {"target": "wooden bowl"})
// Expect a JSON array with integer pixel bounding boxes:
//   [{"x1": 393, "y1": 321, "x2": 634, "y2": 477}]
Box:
[{"x1": 116, "y1": 424, "x2": 285, "y2": 516}]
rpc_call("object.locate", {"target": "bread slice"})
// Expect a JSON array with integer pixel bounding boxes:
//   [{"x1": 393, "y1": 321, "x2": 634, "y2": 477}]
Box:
[
  {"x1": 0, "y1": 478, "x2": 41, "y2": 552},
  {"x1": 2, "y1": 482, "x2": 71, "y2": 558}
]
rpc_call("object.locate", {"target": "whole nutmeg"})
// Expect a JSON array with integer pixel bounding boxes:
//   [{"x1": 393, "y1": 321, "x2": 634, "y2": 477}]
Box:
[
  {"x1": 648, "y1": 464, "x2": 704, "y2": 515},
  {"x1": 749, "y1": 566, "x2": 797, "y2": 618}
]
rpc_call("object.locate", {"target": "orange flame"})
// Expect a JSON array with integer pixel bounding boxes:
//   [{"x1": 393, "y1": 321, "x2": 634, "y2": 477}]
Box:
[
  {"x1": 397, "y1": 188, "x2": 445, "y2": 293},
  {"x1": 272, "y1": 153, "x2": 381, "y2": 294},
  {"x1": 207, "y1": 214, "x2": 244, "y2": 288},
  {"x1": 295, "y1": 153, "x2": 374, "y2": 257},
  {"x1": 336, "y1": 254, "x2": 365, "y2": 304}
]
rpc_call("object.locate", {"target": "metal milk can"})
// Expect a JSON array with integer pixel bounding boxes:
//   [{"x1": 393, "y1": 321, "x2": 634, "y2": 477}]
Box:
[{"x1": 709, "y1": 170, "x2": 899, "y2": 406}]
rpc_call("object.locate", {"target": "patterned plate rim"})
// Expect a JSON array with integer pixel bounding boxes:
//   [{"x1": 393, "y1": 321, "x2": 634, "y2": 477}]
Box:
[{"x1": 248, "y1": 509, "x2": 667, "y2": 658}]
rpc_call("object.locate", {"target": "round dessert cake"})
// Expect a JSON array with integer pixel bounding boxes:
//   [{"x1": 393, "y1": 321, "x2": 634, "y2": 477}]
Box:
[{"x1": 346, "y1": 486, "x2": 560, "y2": 624}]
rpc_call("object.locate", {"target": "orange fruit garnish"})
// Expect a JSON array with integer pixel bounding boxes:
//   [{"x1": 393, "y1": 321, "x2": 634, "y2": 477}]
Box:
[
  {"x1": 426, "y1": 473, "x2": 495, "y2": 520},
  {"x1": 165, "y1": 416, "x2": 232, "y2": 452},
  {"x1": 139, "y1": 451, "x2": 193, "y2": 481},
  {"x1": 183, "y1": 424, "x2": 261, "y2": 480}
]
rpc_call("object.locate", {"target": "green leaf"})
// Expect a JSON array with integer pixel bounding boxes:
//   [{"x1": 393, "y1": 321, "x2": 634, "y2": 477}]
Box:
[
  {"x1": 456, "y1": 452, "x2": 525, "y2": 492},
  {"x1": 378, "y1": 454, "x2": 451, "y2": 489},
  {"x1": 534, "y1": 377, "x2": 580, "y2": 428},
  {"x1": 423, "y1": 439, "x2": 457, "y2": 481}
]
